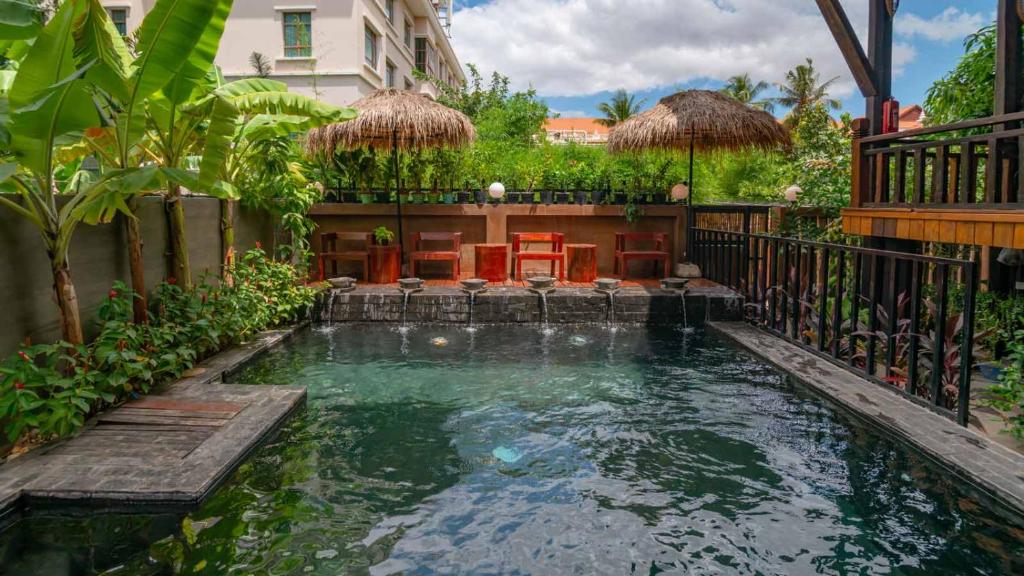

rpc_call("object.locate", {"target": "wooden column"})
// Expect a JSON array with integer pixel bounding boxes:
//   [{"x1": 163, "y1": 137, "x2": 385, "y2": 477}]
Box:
[{"x1": 866, "y1": 0, "x2": 893, "y2": 136}]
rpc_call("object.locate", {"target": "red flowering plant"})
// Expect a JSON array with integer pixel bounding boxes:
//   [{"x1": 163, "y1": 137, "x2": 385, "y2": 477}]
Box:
[{"x1": 0, "y1": 342, "x2": 99, "y2": 444}]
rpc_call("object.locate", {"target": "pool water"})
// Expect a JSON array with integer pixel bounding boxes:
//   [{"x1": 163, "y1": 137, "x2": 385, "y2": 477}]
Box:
[{"x1": 2, "y1": 325, "x2": 1023, "y2": 575}]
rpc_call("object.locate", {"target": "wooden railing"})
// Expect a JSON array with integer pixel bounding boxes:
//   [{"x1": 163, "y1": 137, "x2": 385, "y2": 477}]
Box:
[{"x1": 853, "y1": 112, "x2": 1024, "y2": 209}]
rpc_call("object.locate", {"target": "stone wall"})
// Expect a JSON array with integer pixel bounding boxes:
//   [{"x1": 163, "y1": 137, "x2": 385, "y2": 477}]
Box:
[
  {"x1": 0, "y1": 195, "x2": 274, "y2": 355},
  {"x1": 319, "y1": 286, "x2": 743, "y2": 325}
]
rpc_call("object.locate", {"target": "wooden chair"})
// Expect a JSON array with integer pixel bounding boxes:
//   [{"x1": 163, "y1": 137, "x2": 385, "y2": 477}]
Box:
[
  {"x1": 512, "y1": 232, "x2": 565, "y2": 280},
  {"x1": 410, "y1": 232, "x2": 462, "y2": 280},
  {"x1": 319, "y1": 232, "x2": 371, "y2": 281},
  {"x1": 614, "y1": 232, "x2": 670, "y2": 279}
]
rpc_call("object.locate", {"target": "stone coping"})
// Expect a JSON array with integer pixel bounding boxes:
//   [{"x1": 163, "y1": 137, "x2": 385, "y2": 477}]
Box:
[
  {"x1": 710, "y1": 321, "x2": 1024, "y2": 521},
  {"x1": 0, "y1": 324, "x2": 308, "y2": 524}
]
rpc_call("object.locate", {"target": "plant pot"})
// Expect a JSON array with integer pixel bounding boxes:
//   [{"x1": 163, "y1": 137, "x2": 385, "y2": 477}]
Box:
[
  {"x1": 979, "y1": 361, "x2": 1005, "y2": 381},
  {"x1": 442, "y1": 192, "x2": 456, "y2": 204},
  {"x1": 375, "y1": 192, "x2": 391, "y2": 203},
  {"x1": 458, "y1": 191, "x2": 473, "y2": 203},
  {"x1": 410, "y1": 193, "x2": 425, "y2": 204},
  {"x1": 540, "y1": 190, "x2": 554, "y2": 204},
  {"x1": 359, "y1": 193, "x2": 374, "y2": 204},
  {"x1": 573, "y1": 192, "x2": 587, "y2": 205},
  {"x1": 591, "y1": 190, "x2": 606, "y2": 205},
  {"x1": 554, "y1": 192, "x2": 570, "y2": 204},
  {"x1": 474, "y1": 189, "x2": 487, "y2": 204},
  {"x1": 612, "y1": 193, "x2": 628, "y2": 205},
  {"x1": 522, "y1": 192, "x2": 536, "y2": 204},
  {"x1": 339, "y1": 191, "x2": 357, "y2": 203}
]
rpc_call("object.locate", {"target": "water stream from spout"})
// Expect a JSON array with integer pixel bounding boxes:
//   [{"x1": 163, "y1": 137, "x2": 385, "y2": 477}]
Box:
[
  {"x1": 538, "y1": 291, "x2": 554, "y2": 336},
  {"x1": 606, "y1": 291, "x2": 616, "y2": 325},
  {"x1": 320, "y1": 290, "x2": 337, "y2": 325},
  {"x1": 467, "y1": 291, "x2": 477, "y2": 331},
  {"x1": 401, "y1": 290, "x2": 411, "y2": 328}
]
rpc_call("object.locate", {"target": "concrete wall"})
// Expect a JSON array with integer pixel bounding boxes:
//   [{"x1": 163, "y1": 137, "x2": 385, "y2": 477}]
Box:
[
  {"x1": 0, "y1": 195, "x2": 274, "y2": 356},
  {"x1": 100, "y1": 0, "x2": 464, "y2": 107},
  {"x1": 308, "y1": 203, "x2": 688, "y2": 280}
]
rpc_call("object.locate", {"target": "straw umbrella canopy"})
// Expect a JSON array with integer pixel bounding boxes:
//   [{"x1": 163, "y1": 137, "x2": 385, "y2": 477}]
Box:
[
  {"x1": 608, "y1": 89, "x2": 790, "y2": 199},
  {"x1": 306, "y1": 88, "x2": 476, "y2": 269}
]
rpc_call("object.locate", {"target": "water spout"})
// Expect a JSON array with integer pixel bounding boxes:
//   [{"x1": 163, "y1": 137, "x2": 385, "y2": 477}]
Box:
[
  {"x1": 661, "y1": 278, "x2": 692, "y2": 333},
  {"x1": 320, "y1": 277, "x2": 356, "y2": 326},
  {"x1": 398, "y1": 278, "x2": 424, "y2": 329},
  {"x1": 460, "y1": 279, "x2": 488, "y2": 332},
  {"x1": 526, "y1": 276, "x2": 556, "y2": 335},
  {"x1": 594, "y1": 278, "x2": 622, "y2": 328}
]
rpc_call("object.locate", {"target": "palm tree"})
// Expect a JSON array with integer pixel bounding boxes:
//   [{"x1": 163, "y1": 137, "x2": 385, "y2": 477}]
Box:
[
  {"x1": 775, "y1": 59, "x2": 841, "y2": 127},
  {"x1": 596, "y1": 89, "x2": 646, "y2": 127},
  {"x1": 720, "y1": 74, "x2": 775, "y2": 113}
]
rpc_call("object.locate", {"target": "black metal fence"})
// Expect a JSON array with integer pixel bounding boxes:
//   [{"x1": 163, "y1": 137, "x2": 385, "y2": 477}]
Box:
[{"x1": 693, "y1": 227, "x2": 979, "y2": 426}]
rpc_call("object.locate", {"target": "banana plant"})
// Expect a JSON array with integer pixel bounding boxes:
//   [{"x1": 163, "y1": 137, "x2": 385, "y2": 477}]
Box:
[{"x1": 198, "y1": 77, "x2": 354, "y2": 273}]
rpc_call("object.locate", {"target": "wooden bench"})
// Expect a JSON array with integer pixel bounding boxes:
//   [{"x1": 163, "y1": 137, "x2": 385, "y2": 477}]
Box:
[
  {"x1": 319, "y1": 232, "x2": 371, "y2": 281},
  {"x1": 512, "y1": 232, "x2": 565, "y2": 280},
  {"x1": 410, "y1": 232, "x2": 461, "y2": 280},
  {"x1": 614, "y1": 232, "x2": 670, "y2": 279}
]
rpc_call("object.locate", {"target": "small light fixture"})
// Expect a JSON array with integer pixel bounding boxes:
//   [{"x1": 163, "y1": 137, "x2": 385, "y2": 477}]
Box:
[
  {"x1": 488, "y1": 182, "x2": 506, "y2": 200},
  {"x1": 784, "y1": 185, "x2": 802, "y2": 203},
  {"x1": 885, "y1": 0, "x2": 899, "y2": 17},
  {"x1": 671, "y1": 182, "x2": 690, "y2": 202}
]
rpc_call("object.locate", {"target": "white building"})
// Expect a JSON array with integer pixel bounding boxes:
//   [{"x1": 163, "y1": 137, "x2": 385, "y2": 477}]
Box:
[{"x1": 100, "y1": 0, "x2": 465, "y2": 106}]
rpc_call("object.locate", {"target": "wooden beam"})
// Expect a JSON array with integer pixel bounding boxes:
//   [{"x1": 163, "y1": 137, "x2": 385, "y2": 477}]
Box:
[
  {"x1": 996, "y1": 0, "x2": 1024, "y2": 118},
  {"x1": 814, "y1": 0, "x2": 878, "y2": 97},
  {"x1": 866, "y1": 0, "x2": 893, "y2": 136}
]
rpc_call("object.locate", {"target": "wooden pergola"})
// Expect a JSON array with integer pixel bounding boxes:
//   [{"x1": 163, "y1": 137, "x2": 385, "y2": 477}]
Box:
[{"x1": 816, "y1": 1, "x2": 1024, "y2": 290}]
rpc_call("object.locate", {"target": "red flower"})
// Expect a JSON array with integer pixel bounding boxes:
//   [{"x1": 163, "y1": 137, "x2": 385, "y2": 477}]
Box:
[
  {"x1": 255, "y1": 241, "x2": 263, "y2": 250},
  {"x1": 167, "y1": 277, "x2": 177, "y2": 285},
  {"x1": 201, "y1": 293, "x2": 208, "y2": 304},
  {"x1": 17, "y1": 351, "x2": 30, "y2": 363},
  {"x1": 108, "y1": 290, "x2": 118, "y2": 299},
  {"x1": 14, "y1": 382, "x2": 24, "y2": 390}
]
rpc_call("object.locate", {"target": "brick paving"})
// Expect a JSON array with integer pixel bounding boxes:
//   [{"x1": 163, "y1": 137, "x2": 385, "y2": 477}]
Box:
[
  {"x1": 711, "y1": 321, "x2": 1024, "y2": 516},
  {"x1": 0, "y1": 328, "x2": 306, "y2": 513}
]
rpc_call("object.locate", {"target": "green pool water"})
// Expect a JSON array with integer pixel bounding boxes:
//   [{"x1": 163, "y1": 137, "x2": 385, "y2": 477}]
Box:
[{"x1": 1, "y1": 324, "x2": 1023, "y2": 575}]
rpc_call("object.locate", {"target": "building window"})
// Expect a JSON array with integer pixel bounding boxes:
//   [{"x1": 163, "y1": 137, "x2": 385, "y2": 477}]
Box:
[
  {"x1": 404, "y1": 77, "x2": 414, "y2": 90},
  {"x1": 385, "y1": 61, "x2": 396, "y2": 88},
  {"x1": 107, "y1": 8, "x2": 128, "y2": 36},
  {"x1": 404, "y1": 19, "x2": 413, "y2": 49},
  {"x1": 364, "y1": 25, "x2": 379, "y2": 67},
  {"x1": 283, "y1": 12, "x2": 312, "y2": 58},
  {"x1": 415, "y1": 37, "x2": 427, "y2": 73},
  {"x1": 385, "y1": 0, "x2": 395, "y2": 24}
]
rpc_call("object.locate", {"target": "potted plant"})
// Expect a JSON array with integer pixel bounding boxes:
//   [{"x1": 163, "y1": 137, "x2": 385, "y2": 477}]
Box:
[
  {"x1": 373, "y1": 226, "x2": 396, "y2": 246},
  {"x1": 591, "y1": 189, "x2": 606, "y2": 205},
  {"x1": 474, "y1": 187, "x2": 488, "y2": 205},
  {"x1": 442, "y1": 189, "x2": 456, "y2": 204},
  {"x1": 554, "y1": 190, "x2": 570, "y2": 204},
  {"x1": 374, "y1": 190, "x2": 391, "y2": 203},
  {"x1": 359, "y1": 192, "x2": 374, "y2": 204},
  {"x1": 574, "y1": 190, "x2": 587, "y2": 205},
  {"x1": 540, "y1": 190, "x2": 554, "y2": 204}
]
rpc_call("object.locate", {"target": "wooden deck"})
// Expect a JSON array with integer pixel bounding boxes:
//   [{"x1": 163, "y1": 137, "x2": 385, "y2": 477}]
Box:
[
  {"x1": 843, "y1": 207, "x2": 1024, "y2": 249},
  {"x1": 0, "y1": 329, "x2": 306, "y2": 513}
]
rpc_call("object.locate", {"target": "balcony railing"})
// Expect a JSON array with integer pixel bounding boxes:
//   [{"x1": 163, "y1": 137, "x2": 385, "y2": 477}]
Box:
[{"x1": 853, "y1": 111, "x2": 1024, "y2": 209}]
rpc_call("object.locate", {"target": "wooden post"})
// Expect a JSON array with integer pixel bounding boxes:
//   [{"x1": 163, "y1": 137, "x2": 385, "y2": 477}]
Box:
[
  {"x1": 866, "y1": 0, "x2": 893, "y2": 136},
  {"x1": 850, "y1": 118, "x2": 870, "y2": 207}
]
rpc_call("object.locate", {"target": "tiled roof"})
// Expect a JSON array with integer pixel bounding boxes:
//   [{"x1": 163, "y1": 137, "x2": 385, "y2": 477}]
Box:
[{"x1": 543, "y1": 117, "x2": 610, "y2": 135}]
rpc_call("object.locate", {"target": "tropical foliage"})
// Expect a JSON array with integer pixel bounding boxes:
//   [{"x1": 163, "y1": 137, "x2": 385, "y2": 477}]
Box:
[
  {"x1": 775, "y1": 58, "x2": 841, "y2": 128},
  {"x1": 924, "y1": 24, "x2": 996, "y2": 125},
  {"x1": 596, "y1": 89, "x2": 646, "y2": 127},
  {"x1": 720, "y1": 74, "x2": 774, "y2": 113},
  {"x1": 0, "y1": 247, "x2": 318, "y2": 450}
]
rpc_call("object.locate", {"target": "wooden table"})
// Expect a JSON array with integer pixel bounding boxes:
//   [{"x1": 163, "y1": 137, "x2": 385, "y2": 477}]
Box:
[
  {"x1": 566, "y1": 243, "x2": 598, "y2": 283},
  {"x1": 474, "y1": 243, "x2": 508, "y2": 282},
  {"x1": 368, "y1": 244, "x2": 401, "y2": 284}
]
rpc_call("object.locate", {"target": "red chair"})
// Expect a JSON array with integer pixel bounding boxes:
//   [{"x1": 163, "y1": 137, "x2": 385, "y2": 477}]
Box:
[
  {"x1": 410, "y1": 232, "x2": 462, "y2": 280},
  {"x1": 319, "y1": 232, "x2": 371, "y2": 281},
  {"x1": 512, "y1": 233, "x2": 565, "y2": 280},
  {"x1": 614, "y1": 232, "x2": 670, "y2": 279}
]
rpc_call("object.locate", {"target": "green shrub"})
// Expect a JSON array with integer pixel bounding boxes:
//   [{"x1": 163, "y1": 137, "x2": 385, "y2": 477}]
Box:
[{"x1": 0, "y1": 249, "x2": 320, "y2": 448}]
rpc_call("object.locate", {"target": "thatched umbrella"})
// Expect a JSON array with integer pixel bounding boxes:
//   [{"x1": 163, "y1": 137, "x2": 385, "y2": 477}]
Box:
[
  {"x1": 608, "y1": 89, "x2": 790, "y2": 203},
  {"x1": 306, "y1": 88, "x2": 476, "y2": 269}
]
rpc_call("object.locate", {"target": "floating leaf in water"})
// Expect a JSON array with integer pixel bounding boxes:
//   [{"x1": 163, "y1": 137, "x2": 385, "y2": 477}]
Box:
[{"x1": 431, "y1": 337, "x2": 449, "y2": 347}]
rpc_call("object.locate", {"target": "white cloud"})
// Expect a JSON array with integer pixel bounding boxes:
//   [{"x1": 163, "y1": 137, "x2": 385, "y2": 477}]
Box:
[
  {"x1": 450, "y1": 0, "x2": 983, "y2": 99},
  {"x1": 896, "y1": 7, "x2": 986, "y2": 42}
]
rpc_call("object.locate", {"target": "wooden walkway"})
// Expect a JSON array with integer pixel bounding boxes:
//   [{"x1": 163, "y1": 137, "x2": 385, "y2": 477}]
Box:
[{"x1": 0, "y1": 329, "x2": 305, "y2": 513}]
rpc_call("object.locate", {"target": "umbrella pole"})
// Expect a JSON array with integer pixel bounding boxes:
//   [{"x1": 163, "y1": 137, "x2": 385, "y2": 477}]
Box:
[
  {"x1": 392, "y1": 131, "x2": 406, "y2": 276},
  {"x1": 686, "y1": 128, "x2": 696, "y2": 262}
]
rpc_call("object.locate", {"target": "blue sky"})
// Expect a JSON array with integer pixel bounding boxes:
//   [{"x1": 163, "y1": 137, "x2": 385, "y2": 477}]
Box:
[{"x1": 450, "y1": 0, "x2": 994, "y2": 119}]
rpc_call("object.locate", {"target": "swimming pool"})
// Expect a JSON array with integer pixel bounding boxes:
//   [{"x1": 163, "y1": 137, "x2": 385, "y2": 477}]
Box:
[{"x1": 2, "y1": 325, "x2": 1022, "y2": 574}]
